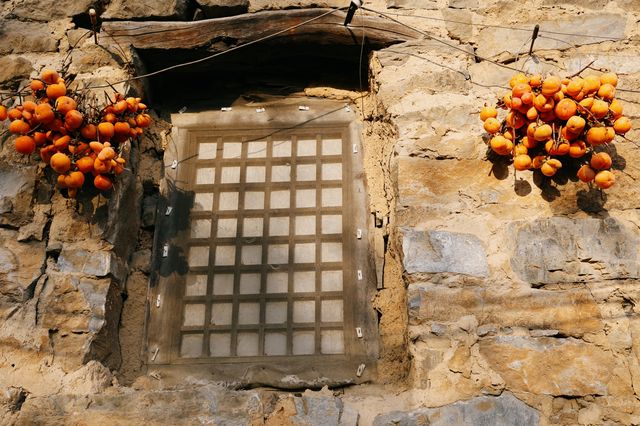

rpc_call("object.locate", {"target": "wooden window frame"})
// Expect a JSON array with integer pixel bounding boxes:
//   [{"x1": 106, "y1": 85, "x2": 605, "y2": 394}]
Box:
[{"x1": 145, "y1": 99, "x2": 378, "y2": 388}]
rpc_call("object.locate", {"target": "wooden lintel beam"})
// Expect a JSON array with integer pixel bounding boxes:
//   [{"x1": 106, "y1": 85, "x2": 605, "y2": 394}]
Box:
[{"x1": 99, "y1": 8, "x2": 417, "y2": 51}]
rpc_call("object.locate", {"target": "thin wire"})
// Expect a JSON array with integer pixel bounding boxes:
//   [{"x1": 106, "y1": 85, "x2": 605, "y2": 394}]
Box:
[
  {"x1": 87, "y1": 7, "x2": 343, "y2": 90},
  {"x1": 361, "y1": 7, "x2": 625, "y2": 41},
  {"x1": 382, "y1": 49, "x2": 510, "y2": 90},
  {"x1": 361, "y1": 6, "x2": 522, "y2": 73},
  {"x1": 364, "y1": 5, "x2": 640, "y2": 96}
]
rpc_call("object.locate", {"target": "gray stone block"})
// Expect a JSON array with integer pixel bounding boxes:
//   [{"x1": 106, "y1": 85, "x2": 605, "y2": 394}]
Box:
[
  {"x1": 510, "y1": 217, "x2": 640, "y2": 285},
  {"x1": 401, "y1": 228, "x2": 488, "y2": 277},
  {"x1": 475, "y1": 14, "x2": 625, "y2": 58},
  {"x1": 0, "y1": 21, "x2": 58, "y2": 54},
  {"x1": 0, "y1": 56, "x2": 33, "y2": 85},
  {"x1": 373, "y1": 392, "x2": 539, "y2": 426},
  {"x1": 58, "y1": 249, "x2": 127, "y2": 283}
]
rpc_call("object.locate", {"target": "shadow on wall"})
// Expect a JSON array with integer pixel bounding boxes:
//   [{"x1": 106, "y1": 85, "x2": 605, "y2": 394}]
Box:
[
  {"x1": 149, "y1": 179, "x2": 194, "y2": 285},
  {"x1": 484, "y1": 144, "x2": 625, "y2": 216}
]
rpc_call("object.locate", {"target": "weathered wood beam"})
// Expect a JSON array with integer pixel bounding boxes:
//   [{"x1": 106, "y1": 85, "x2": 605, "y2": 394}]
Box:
[{"x1": 99, "y1": 8, "x2": 417, "y2": 51}]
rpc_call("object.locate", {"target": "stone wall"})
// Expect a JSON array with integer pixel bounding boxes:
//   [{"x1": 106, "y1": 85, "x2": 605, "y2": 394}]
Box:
[{"x1": 1, "y1": 0, "x2": 640, "y2": 424}]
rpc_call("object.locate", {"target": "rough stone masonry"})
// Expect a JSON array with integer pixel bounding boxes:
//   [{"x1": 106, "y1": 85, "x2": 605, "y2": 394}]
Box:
[{"x1": 1, "y1": 0, "x2": 640, "y2": 425}]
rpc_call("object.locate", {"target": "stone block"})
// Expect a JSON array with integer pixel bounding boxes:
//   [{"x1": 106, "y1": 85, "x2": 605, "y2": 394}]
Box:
[
  {"x1": 475, "y1": 14, "x2": 625, "y2": 58},
  {"x1": 541, "y1": 0, "x2": 609, "y2": 8},
  {"x1": 387, "y1": 0, "x2": 439, "y2": 9},
  {"x1": 10, "y1": 0, "x2": 95, "y2": 21},
  {"x1": 15, "y1": 384, "x2": 263, "y2": 424},
  {"x1": 408, "y1": 283, "x2": 602, "y2": 337},
  {"x1": 38, "y1": 273, "x2": 122, "y2": 369},
  {"x1": 249, "y1": 0, "x2": 343, "y2": 11},
  {"x1": 196, "y1": 0, "x2": 248, "y2": 18},
  {"x1": 0, "y1": 229, "x2": 46, "y2": 307},
  {"x1": 0, "y1": 21, "x2": 58, "y2": 54},
  {"x1": 401, "y1": 228, "x2": 489, "y2": 277},
  {"x1": 479, "y1": 336, "x2": 618, "y2": 396},
  {"x1": 618, "y1": 0, "x2": 640, "y2": 12},
  {"x1": 103, "y1": 0, "x2": 191, "y2": 20},
  {"x1": 564, "y1": 54, "x2": 640, "y2": 75},
  {"x1": 510, "y1": 217, "x2": 640, "y2": 285},
  {"x1": 68, "y1": 45, "x2": 121, "y2": 74},
  {"x1": 442, "y1": 8, "x2": 473, "y2": 42},
  {"x1": 0, "y1": 165, "x2": 37, "y2": 227},
  {"x1": 449, "y1": 0, "x2": 478, "y2": 8},
  {"x1": 373, "y1": 392, "x2": 539, "y2": 425},
  {"x1": 57, "y1": 248, "x2": 127, "y2": 282},
  {"x1": 0, "y1": 56, "x2": 33, "y2": 86}
]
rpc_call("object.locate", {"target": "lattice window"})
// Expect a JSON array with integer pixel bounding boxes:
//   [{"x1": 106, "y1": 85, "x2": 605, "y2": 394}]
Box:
[{"x1": 147, "y1": 102, "x2": 376, "y2": 385}]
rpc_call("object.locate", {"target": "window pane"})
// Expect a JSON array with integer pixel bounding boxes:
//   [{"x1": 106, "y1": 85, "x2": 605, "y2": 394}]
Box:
[
  {"x1": 270, "y1": 190, "x2": 290, "y2": 209},
  {"x1": 198, "y1": 142, "x2": 217, "y2": 159},
  {"x1": 243, "y1": 218, "x2": 263, "y2": 237},
  {"x1": 265, "y1": 301, "x2": 287, "y2": 324},
  {"x1": 193, "y1": 193, "x2": 213, "y2": 211},
  {"x1": 240, "y1": 273, "x2": 261, "y2": 294},
  {"x1": 215, "y1": 246, "x2": 235, "y2": 266},
  {"x1": 211, "y1": 303, "x2": 232, "y2": 326},
  {"x1": 322, "y1": 138, "x2": 342, "y2": 155},
  {"x1": 244, "y1": 192, "x2": 264, "y2": 210},
  {"x1": 269, "y1": 217, "x2": 289, "y2": 236},
  {"x1": 322, "y1": 242, "x2": 342, "y2": 263},
  {"x1": 295, "y1": 216, "x2": 315, "y2": 235},
  {"x1": 247, "y1": 141, "x2": 267, "y2": 158},
  {"x1": 246, "y1": 166, "x2": 266, "y2": 183},
  {"x1": 268, "y1": 244, "x2": 289, "y2": 264},
  {"x1": 296, "y1": 164, "x2": 316, "y2": 181},
  {"x1": 267, "y1": 273, "x2": 288, "y2": 293},
  {"x1": 196, "y1": 167, "x2": 215, "y2": 184},
  {"x1": 223, "y1": 142, "x2": 242, "y2": 158},
  {"x1": 238, "y1": 303, "x2": 260, "y2": 325},
  {"x1": 181, "y1": 334, "x2": 203, "y2": 358},
  {"x1": 237, "y1": 333, "x2": 259, "y2": 356},
  {"x1": 322, "y1": 188, "x2": 342, "y2": 207},
  {"x1": 188, "y1": 246, "x2": 209, "y2": 267},
  {"x1": 216, "y1": 218, "x2": 237, "y2": 238},
  {"x1": 294, "y1": 271, "x2": 315, "y2": 293},
  {"x1": 292, "y1": 331, "x2": 315, "y2": 355},
  {"x1": 294, "y1": 243, "x2": 315, "y2": 264},
  {"x1": 273, "y1": 140, "x2": 291, "y2": 157},
  {"x1": 265, "y1": 332, "x2": 287, "y2": 356},
  {"x1": 272, "y1": 165, "x2": 291, "y2": 182},
  {"x1": 321, "y1": 300, "x2": 343, "y2": 323},
  {"x1": 221, "y1": 167, "x2": 241, "y2": 184},
  {"x1": 213, "y1": 274, "x2": 234, "y2": 295},
  {"x1": 296, "y1": 189, "x2": 316, "y2": 208},
  {"x1": 210, "y1": 333, "x2": 231, "y2": 357},
  {"x1": 321, "y1": 330, "x2": 344, "y2": 354},
  {"x1": 219, "y1": 192, "x2": 239, "y2": 211},
  {"x1": 183, "y1": 304, "x2": 205, "y2": 326},
  {"x1": 293, "y1": 301, "x2": 315, "y2": 323},
  {"x1": 191, "y1": 219, "x2": 211, "y2": 238},
  {"x1": 322, "y1": 163, "x2": 342, "y2": 181},
  {"x1": 186, "y1": 275, "x2": 207, "y2": 296},
  {"x1": 321, "y1": 271, "x2": 343, "y2": 292},
  {"x1": 297, "y1": 138, "x2": 316, "y2": 157},
  {"x1": 321, "y1": 215, "x2": 342, "y2": 235}
]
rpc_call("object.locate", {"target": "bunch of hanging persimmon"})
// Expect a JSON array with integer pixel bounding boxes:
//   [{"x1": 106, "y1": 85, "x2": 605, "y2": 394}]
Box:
[
  {"x1": 480, "y1": 72, "x2": 632, "y2": 189},
  {"x1": 0, "y1": 69, "x2": 151, "y2": 197}
]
